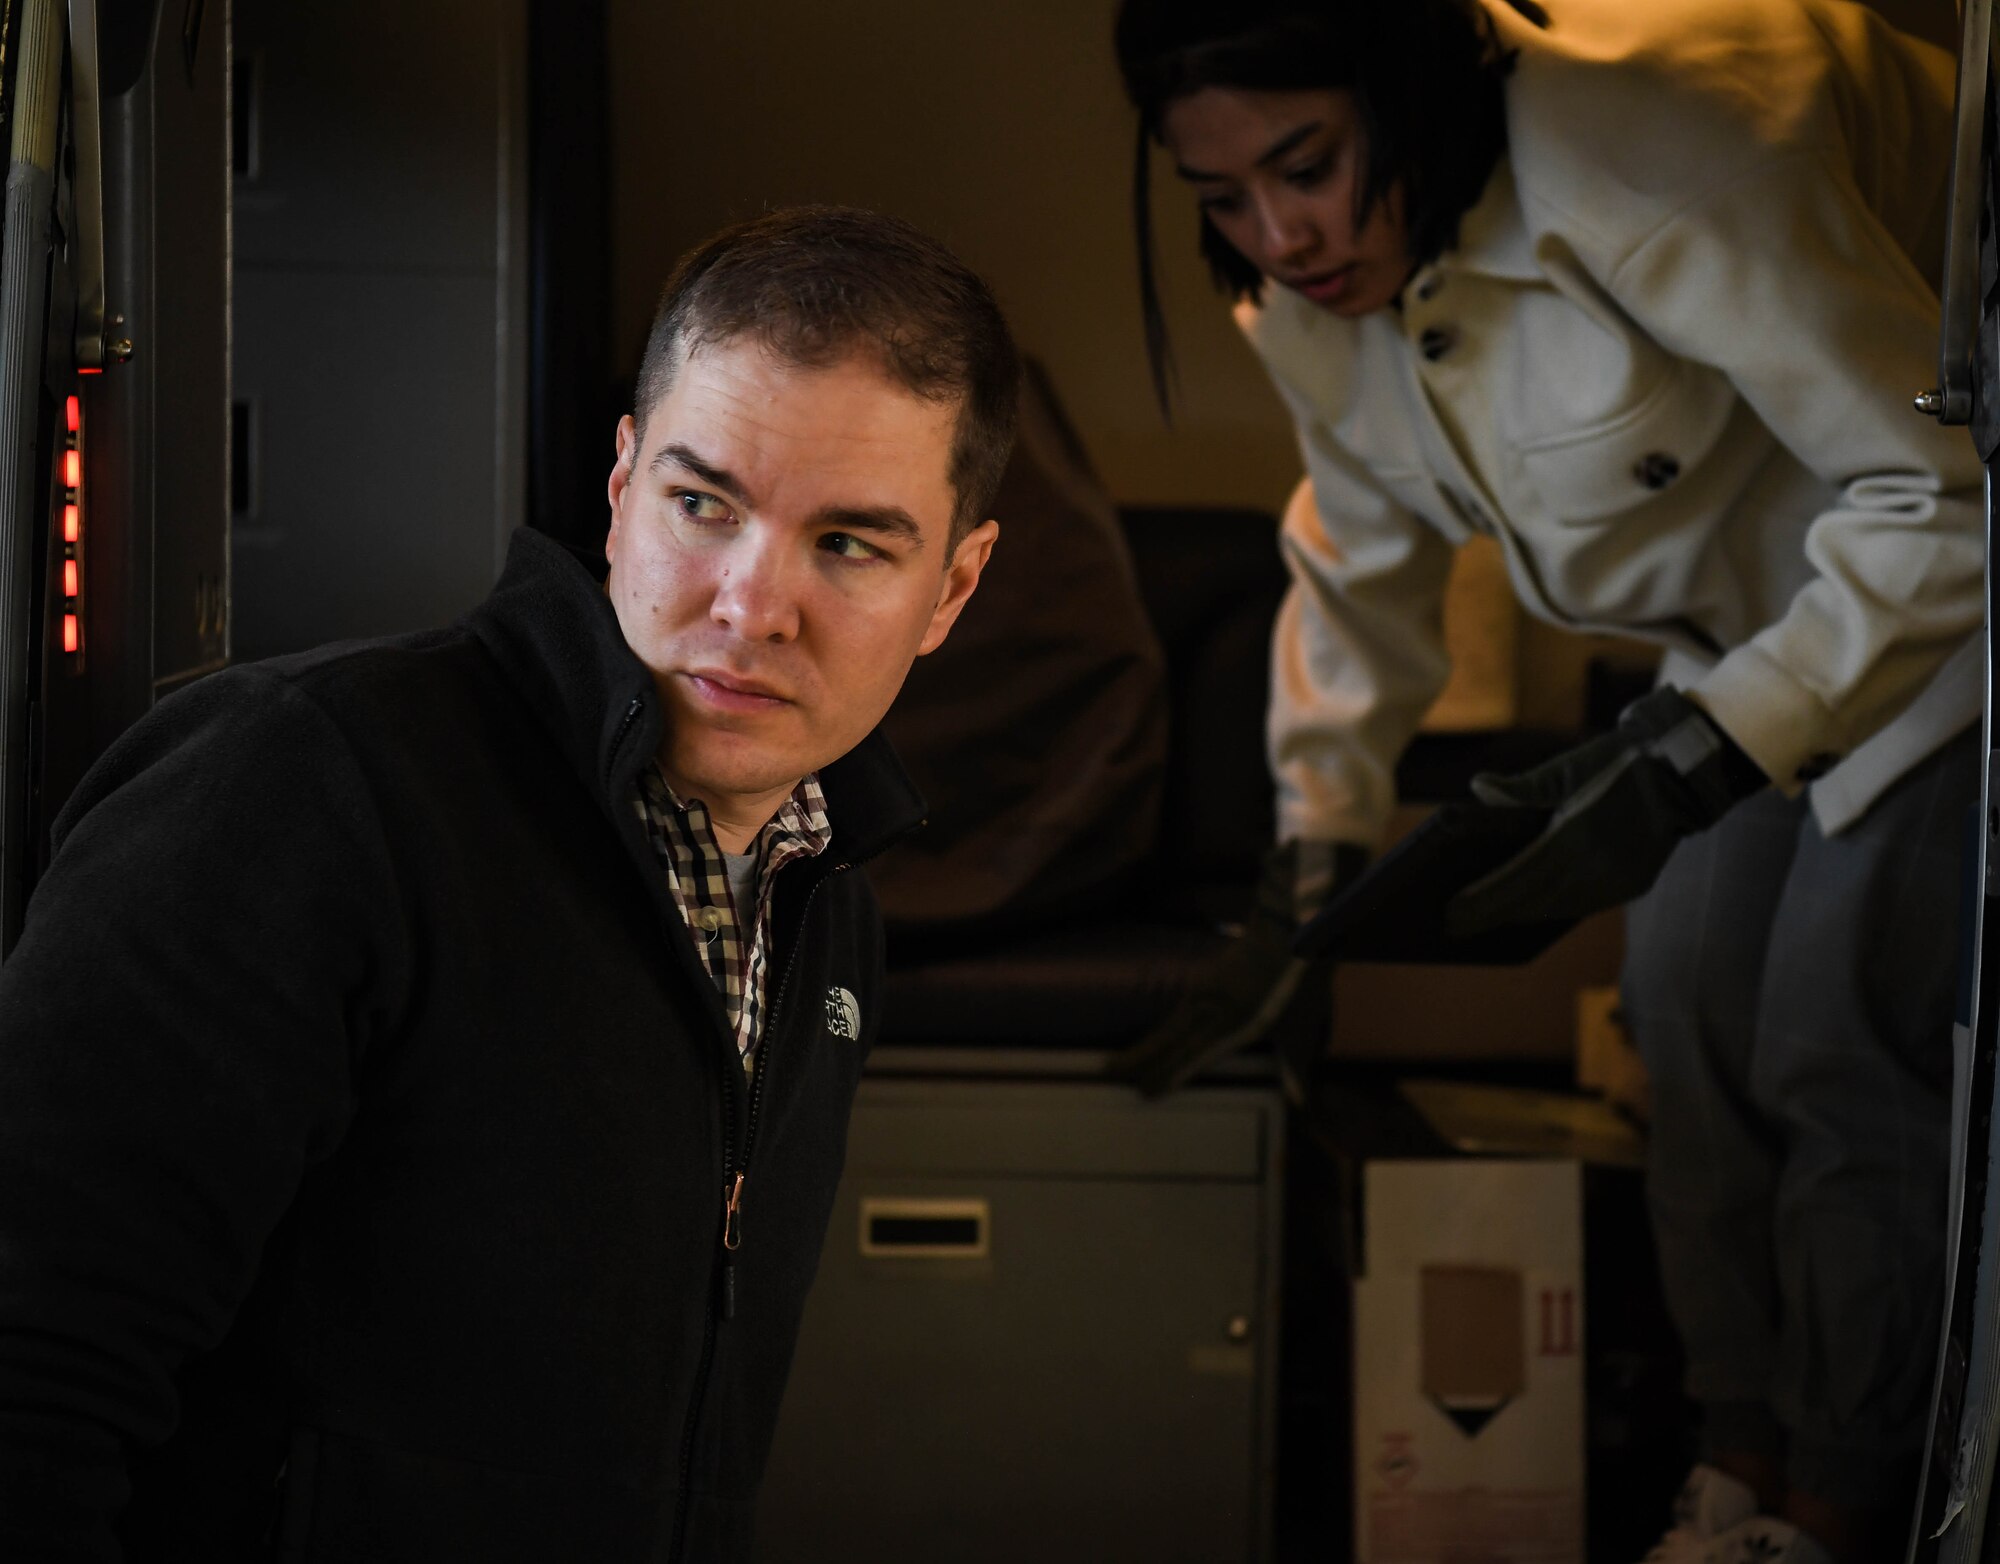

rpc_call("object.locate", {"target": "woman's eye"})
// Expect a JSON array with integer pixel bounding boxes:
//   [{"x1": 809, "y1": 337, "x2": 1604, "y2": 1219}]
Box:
[
  {"x1": 1197, "y1": 191, "x2": 1243, "y2": 217},
  {"x1": 676, "y1": 490, "x2": 733, "y2": 522},
  {"x1": 1285, "y1": 158, "x2": 1331, "y2": 189},
  {"x1": 820, "y1": 532, "x2": 880, "y2": 561}
]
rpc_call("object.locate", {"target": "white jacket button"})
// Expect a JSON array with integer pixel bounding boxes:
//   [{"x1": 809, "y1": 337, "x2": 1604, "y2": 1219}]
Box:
[{"x1": 1418, "y1": 326, "x2": 1456, "y2": 362}]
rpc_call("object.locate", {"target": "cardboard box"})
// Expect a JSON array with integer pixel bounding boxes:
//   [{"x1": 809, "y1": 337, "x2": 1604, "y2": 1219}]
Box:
[
  {"x1": 1325, "y1": 804, "x2": 1626, "y2": 1067},
  {"x1": 1354, "y1": 1160, "x2": 1585, "y2": 1564},
  {"x1": 1329, "y1": 904, "x2": 1625, "y2": 1066},
  {"x1": 1574, "y1": 986, "x2": 1651, "y2": 1123}
]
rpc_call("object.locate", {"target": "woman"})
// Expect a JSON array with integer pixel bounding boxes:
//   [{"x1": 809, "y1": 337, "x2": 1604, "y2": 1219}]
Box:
[{"x1": 1114, "y1": 2, "x2": 1981, "y2": 1561}]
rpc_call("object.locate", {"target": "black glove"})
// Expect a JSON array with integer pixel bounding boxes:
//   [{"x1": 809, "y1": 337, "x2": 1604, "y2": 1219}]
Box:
[
  {"x1": 1446, "y1": 686, "x2": 1768, "y2": 936},
  {"x1": 1115, "y1": 839, "x2": 1364, "y2": 1099}
]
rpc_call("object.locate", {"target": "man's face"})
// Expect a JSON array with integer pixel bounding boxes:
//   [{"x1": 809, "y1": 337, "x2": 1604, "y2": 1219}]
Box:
[{"x1": 606, "y1": 338, "x2": 996, "y2": 830}]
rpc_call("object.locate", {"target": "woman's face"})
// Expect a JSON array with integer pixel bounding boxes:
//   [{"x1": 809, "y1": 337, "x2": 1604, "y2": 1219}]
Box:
[{"x1": 1159, "y1": 85, "x2": 1412, "y2": 317}]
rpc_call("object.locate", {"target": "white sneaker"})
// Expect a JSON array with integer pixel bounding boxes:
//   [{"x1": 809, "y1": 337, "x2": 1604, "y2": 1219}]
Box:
[
  {"x1": 1705, "y1": 1515, "x2": 1835, "y2": 1564},
  {"x1": 1642, "y1": 1465, "x2": 1761, "y2": 1562}
]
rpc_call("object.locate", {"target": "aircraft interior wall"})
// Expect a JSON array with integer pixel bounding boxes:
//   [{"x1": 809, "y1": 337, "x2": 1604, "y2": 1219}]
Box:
[{"x1": 0, "y1": 1, "x2": 1986, "y2": 1561}]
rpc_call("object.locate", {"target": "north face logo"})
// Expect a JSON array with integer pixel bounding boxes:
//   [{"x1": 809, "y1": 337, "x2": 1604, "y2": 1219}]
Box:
[{"x1": 825, "y1": 986, "x2": 861, "y2": 1041}]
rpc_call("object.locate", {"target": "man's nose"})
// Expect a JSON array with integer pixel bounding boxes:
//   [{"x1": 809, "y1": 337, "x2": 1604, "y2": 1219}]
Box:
[
  {"x1": 1254, "y1": 190, "x2": 1318, "y2": 271},
  {"x1": 709, "y1": 532, "x2": 803, "y2": 643}
]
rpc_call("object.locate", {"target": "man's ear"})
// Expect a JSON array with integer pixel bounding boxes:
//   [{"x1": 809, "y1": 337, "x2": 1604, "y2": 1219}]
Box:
[
  {"x1": 917, "y1": 518, "x2": 999, "y2": 656},
  {"x1": 605, "y1": 415, "x2": 639, "y2": 563}
]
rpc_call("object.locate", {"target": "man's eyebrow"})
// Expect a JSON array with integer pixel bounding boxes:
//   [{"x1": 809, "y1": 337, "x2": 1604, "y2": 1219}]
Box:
[
  {"x1": 812, "y1": 504, "x2": 927, "y2": 549},
  {"x1": 651, "y1": 442, "x2": 749, "y2": 503},
  {"x1": 1175, "y1": 121, "x2": 1323, "y2": 183}
]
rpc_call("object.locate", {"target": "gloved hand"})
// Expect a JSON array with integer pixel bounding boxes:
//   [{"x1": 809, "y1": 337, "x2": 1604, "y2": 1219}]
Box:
[
  {"x1": 1447, "y1": 686, "x2": 1768, "y2": 936},
  {"x1": 1115, "y1": 838, "x2": 1364, "y2": 1098}
]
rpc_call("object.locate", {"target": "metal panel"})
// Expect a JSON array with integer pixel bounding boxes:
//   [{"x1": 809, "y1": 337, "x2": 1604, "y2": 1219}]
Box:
[
  {"x1": 2, "y1": 0, "x2": 229, "y2": 943},
  {"x1": 146, "y1": 0, "x2": 230, "y2": 690},
  {"x1": 845, "y1": 1083, "x2": 1268, "y2": 1181},
  {"x1": 30, "y1": 0, "x2": 233, "y2": 843},
  {"x1": 230, "y1": 0, "x2": 526, "y2": 661},
  {"x1": 232, "y1": 0, "x2": 504, "y2": 274},
  {"x1": 759, "y1": 1081, "x2": 1284, "y2": 1563},
  {"x1": 231, "y1": 267, "x2": 504, "y2": 651},
  {"x1": 762, "y1": 1176, "x2": 1269, "y2": 1562}
]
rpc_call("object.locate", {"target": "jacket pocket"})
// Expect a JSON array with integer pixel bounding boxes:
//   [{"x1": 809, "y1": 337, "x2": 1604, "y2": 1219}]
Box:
[{"x1": 1514, "y1": 357, "x2": 1737, "y2": 525}]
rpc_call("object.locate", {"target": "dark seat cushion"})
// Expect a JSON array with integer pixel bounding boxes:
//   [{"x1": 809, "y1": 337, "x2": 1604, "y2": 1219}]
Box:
[
  {"x1": 1117, "y1": 505, "x2": 1286, "y2": 892},
  {"x1": 874, "y1": 477, "x2": 1600, "y2": 1048},
  {"x1": 877, "y1": 500, "x2": 1290, "y2": 1048},
  {"x1": 868, "y1": 364, "x2": 1168, "y2": 942},
  {"x1": 880, "y1": 921, "x2": 1231, "y2": 1047}
]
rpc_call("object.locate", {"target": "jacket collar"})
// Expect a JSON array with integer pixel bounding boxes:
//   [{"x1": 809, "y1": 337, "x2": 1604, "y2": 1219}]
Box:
[
  {"x1": 1423, "y1": 156, "x2": 1542, "y2": 288},
  {"x1": 1234, "y1": 152, "x2": 1540, "y2": 384},
  {"x1": 814, "y1": 725, "x2": 928, "y2": 870},
  {"x1": 468, "y1": 527, "x2": 926, "y2": 866}
]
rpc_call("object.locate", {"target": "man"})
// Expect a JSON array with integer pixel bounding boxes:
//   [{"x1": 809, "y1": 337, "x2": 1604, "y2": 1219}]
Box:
[{"x1": 0, "y1": 204, "x2": 1016, "y2": 1561}]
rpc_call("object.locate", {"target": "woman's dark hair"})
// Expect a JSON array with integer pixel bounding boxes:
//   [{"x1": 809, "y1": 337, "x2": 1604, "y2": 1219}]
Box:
[{"x1": 1115, "y1": 0, "x2": 1525, "y2": 413}]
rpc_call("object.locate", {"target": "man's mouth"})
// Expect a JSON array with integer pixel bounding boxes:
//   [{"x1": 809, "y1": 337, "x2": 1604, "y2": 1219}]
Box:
[{"x1": 680, "y1": 669, "x2": 792, "y2": 712}]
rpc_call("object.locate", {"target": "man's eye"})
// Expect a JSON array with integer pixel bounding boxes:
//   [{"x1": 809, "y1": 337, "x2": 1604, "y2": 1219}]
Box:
[
  {"x1": 676, "y1": 490, "x2": 733, "y2": 522},
  {"x1": 820, "y1": 532, "x2": 880, "y2": 561}
]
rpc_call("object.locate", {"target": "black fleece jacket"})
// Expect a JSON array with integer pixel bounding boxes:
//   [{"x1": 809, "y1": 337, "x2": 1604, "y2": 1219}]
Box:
[{"x1": 0, "y1": 528, "x2": 924, "y2": 1562}]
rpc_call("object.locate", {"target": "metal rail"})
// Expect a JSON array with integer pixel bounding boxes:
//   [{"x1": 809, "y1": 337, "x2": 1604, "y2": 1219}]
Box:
[
  {"x1": 0, "y1": 0, "x2": 63, "y2": 955},
  {"x1": 1913, "y1": 9, "x2": 2000, "y2": 1560},
  {"x1": 1919, "y1": 0, "x2": 1994, "y2": 424},
  {"x1": 67, "y1": 0, "x2": 107, "y2": 370}
]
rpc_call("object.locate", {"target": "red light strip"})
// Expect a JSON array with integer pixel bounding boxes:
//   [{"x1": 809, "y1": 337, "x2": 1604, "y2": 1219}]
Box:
[{"x1": 63, "y1": 394, "x2": 81, "y2": 659}]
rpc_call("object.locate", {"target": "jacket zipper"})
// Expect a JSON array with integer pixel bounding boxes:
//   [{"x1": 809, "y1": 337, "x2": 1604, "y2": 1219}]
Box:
[
  {"x1": 615, "y1": 693, "x2": 919, "y2": 1557},
  {"x1": 615, "y1": 687, "x2": 741, "y2": 1564},
  {"x1": 666, "y1": 856, "x2": 856, "y2": 1563},
  {"x1": 668, "y1": 952, "x2": 747, "y2": 1564},
  {"x1": 715, "y1": 858, "x2": 854, "y2": 1321},
  {"x1": 609, "y1": 695, "x2": 644, "y2": 766}
]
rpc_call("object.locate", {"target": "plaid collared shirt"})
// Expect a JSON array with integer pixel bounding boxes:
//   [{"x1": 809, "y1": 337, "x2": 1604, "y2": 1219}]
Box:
[{"x1": 635, "y1": 765, "x2": 833, "y2": 1071}]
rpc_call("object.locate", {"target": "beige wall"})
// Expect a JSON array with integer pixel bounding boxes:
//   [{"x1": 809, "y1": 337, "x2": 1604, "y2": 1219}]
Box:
[
  {"x1": 606, "y1": 0, "x2": 1301, "y2": 513},
  {"x1": 607, "y1": 0, "x2": 1958, "y2": 516}
]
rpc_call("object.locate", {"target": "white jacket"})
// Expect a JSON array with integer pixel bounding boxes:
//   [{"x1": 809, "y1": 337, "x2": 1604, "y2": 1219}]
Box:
[{"x1": 1241, "y1": 0, "x2": 1982, "y2": 847}]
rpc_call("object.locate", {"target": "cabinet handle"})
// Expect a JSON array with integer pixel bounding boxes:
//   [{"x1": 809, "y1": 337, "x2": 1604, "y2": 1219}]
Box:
[{"x1": 858, "y1": 1197, "x2": 989, "y2": 1259}]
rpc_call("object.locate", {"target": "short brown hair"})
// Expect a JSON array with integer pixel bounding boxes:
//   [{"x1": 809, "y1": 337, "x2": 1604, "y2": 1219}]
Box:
[{"x1": 633, "y1": 205, "x2": 1021, "y2": 547}]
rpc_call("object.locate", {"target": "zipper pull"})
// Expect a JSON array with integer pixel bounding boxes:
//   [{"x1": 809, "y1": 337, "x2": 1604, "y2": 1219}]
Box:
[
  {"x1": 720, "y1": 1173, "x2": 746, "y2": 1323},
  {"x1": 723, "y1": 1172, "x2": 745, "y2": 1252}
]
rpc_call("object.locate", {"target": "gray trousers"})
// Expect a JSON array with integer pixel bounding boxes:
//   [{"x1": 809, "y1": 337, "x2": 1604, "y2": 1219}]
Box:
[{"x1": 1622, "y1": 725, "x2": 1979, "y2": 1508}]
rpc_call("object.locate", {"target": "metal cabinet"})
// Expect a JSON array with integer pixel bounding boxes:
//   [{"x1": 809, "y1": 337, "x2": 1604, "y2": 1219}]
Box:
[{"x1": 757, "y1": 1077, "x2": 1285, "y2": 1564}]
